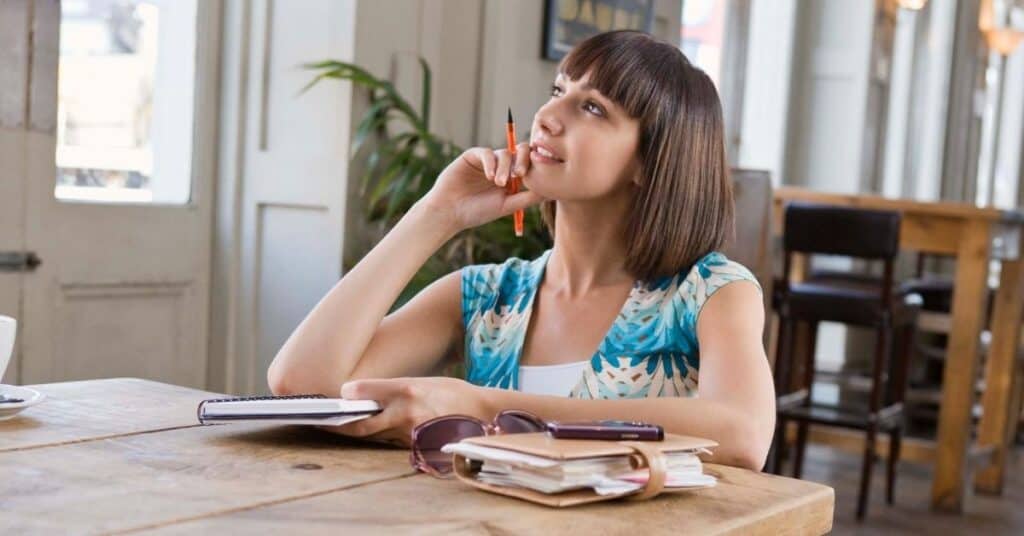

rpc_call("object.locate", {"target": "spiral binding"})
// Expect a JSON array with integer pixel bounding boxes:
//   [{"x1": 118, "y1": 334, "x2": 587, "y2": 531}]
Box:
[{"x1": 202, "y1": 393, "x2": 327, "y2": 404}]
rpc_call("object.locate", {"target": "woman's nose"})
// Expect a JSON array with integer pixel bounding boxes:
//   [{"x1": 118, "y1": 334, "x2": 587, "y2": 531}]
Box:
[{"x1": 534, "y1": 105, "x2": 563, "y2": 137}]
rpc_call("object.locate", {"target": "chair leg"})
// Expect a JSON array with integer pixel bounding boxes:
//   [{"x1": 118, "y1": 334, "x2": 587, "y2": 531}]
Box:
[
  {"x1": 774, "y1": 316, "x2": 796, "y2": 394},
  {"x1": 885, "y1": 324, "x2": 912, "y2": 506},
  {"x1": 771, "y1": 315, "x2": 795, "y2": 476},
  {"x1": 793, "y1": 321, "x2": 817, "y2": 480},
  {"x1": 887, "y1": 426, "x2": 902, "y2": 505},
  {"x1": 793, "y1": 421, "x2": 809, "y2": 479},
  {"x1": 857, "y1": 424, "x2": 877, "y2": 521},
  {"x1": 772, "y1": 417, "x2": 788, "y2": 475}
]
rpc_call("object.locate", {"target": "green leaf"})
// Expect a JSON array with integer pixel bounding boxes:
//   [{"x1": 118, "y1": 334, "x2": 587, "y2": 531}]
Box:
[
  {"x1": 299, "y1": 55, "x2": 552, "y2": 312},
  {"x1": 351, "y1": 98, "x2": 393, "y2": 154},
  {"x1": 368, "y1": 144, "x2": 415, "y2": 209},
  {"x1": 418, "y1": 56, "x2": 432, "y2": 132},
  {"x1": 384, "y1": 160, "x2": 424, "y2": 221}
]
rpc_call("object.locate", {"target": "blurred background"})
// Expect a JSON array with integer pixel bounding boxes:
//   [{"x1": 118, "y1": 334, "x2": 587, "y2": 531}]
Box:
[{"x1": 1, "y1": 1, "x2": 1023, "y2": 531}]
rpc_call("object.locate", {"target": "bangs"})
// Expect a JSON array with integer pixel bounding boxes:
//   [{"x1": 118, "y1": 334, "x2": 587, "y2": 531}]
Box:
[
  {"x1": 541, "y1": 30, "x2": 732, "y2": 281},
  {"x1": 558, "y1": 30, "x2": 686, "y2": 122}
]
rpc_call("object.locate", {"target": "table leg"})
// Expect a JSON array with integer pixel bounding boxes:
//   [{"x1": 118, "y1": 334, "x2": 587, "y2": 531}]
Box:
[
  {"x1": 1008, "y1": 354, "x2": 1024, "y2": 443},
  {"x1": 931, "y1": 220, "x2": 991, "y2": 512},
  {"x1": 975, "y1": 256, "x2": 1024, "y2": 494}
]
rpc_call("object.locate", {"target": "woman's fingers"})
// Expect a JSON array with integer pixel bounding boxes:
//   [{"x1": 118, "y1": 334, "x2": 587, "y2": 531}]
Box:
[
  {"x1": 494, "y1": 150, "x2": 513, "y2": 187},
  {"x1": 459, "y1": 146, "x2": 528, "y2": 189},
  {"x1": 513, "y1": 142, "x2": 530, "y2": 178},
  {"x1": 335, "y1": 408, "x2": 399, "y2": 438},
  {"x1": 462, "y1": 147, "x2": 497, "y2": 180}
]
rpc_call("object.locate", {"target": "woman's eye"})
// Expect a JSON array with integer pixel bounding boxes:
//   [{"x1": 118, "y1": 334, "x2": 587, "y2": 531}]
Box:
[
  {"x1": 583, "y1": 101, "x2": 604, "y2": 116},
  {"x1": 549, "y1": 84, "x2": 604, "y2": 117}
]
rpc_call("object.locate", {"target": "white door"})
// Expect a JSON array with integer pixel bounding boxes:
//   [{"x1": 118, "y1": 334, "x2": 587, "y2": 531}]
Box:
[
  {"x1": 0, "y1": 0, "x2": 34, "y2": 383},
  {"x1": 215, "y1": 0, "x2": 355, "y2": 394},
  {"x1": 0, "y1": 0, "x2": 217, "y2": 388}
]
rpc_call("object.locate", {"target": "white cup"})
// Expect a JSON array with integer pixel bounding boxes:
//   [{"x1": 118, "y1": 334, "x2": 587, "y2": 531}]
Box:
[{"x1": 0, "y1": 316, "x2": 15, "y2": 382}]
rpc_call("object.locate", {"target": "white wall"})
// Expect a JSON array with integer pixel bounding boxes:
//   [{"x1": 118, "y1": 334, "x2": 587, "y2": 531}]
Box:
[
  {"x1": 784, "y1": 0, "x2": 878, "y2": 194},
  {"x1": 993, "y1": 45, "x2": 1024, "y2": 208},
  {"x1": 738, "y1": 0, "x2": 798, "y2": 186},
  {"x1": 913, "y1": 0, "x2": 957, "y2": 202}
]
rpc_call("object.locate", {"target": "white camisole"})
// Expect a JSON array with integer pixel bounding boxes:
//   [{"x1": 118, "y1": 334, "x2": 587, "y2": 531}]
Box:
[{"x1": 517, "y1": 360, "x2": 590, "y2": 396}]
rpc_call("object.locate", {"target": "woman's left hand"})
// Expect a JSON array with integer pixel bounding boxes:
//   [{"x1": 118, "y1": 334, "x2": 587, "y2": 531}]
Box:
[{"x1": 328, "y1": 377, "x2": 491, "y2": 447}]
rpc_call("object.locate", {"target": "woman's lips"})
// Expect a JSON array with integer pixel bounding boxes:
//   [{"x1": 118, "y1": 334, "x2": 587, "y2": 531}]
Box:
[{"x1": 532, "y1": 145, "x2": 565, "y2": 165}]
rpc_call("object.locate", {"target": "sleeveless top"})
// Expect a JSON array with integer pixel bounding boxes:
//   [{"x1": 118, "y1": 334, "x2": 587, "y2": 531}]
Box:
[{"x1": 460, "y1": 249, "x2": 760, "y2": 399}]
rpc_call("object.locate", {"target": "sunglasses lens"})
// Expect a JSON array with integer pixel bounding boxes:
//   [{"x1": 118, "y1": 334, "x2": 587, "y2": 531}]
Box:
[
  {"x1": 495, "y1": 412, "x2": 546, "y2": 434},
  {"x1": 414, "y1": 418, "x2": 486, "y2": 475}
]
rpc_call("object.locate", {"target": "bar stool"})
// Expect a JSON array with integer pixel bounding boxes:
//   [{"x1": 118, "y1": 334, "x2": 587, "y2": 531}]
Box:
[{"x1": 770, "y1": 202, "x2": 921, "y2": 521}]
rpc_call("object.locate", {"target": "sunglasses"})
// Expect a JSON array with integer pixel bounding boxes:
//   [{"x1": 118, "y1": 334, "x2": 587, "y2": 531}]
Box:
[{"x1": 409, "y1": 409, "x2": 547, "y2": 477}]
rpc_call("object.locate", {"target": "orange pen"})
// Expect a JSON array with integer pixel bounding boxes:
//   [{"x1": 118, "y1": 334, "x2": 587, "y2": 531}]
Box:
[{"x1": 505, "y1": 107, "x2": 524, "y2": 237}]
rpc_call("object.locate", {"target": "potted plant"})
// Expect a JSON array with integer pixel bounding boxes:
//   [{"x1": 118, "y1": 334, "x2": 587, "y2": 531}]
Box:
[{"x1": 303, "y1": 58, "x2": 551, "y2": 306}]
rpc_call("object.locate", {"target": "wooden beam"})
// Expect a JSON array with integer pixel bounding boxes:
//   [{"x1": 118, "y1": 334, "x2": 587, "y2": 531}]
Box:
[{"x1": 974, "y1": 251, "x2": 1024, "y2": 495}]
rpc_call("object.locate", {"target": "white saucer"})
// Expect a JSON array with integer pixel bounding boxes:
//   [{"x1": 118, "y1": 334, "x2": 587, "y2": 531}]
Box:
[{"x1": 0, "y1": 384, "x2": 46, "y2": 421}]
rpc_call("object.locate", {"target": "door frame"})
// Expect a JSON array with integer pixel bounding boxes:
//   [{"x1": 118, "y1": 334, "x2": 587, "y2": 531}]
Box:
[{"x1": 11, "y1": 0, "x2": 222, "y2": 386}]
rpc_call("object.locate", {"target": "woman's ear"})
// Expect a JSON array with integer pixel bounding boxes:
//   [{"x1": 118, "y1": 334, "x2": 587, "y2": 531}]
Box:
[{"x1": 630, "y1": 165, "x2": 644, "y2": 187}]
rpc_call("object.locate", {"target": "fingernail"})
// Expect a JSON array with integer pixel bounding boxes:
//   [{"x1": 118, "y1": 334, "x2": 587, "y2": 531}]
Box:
[{"x1": 514, "y1": 167, "x2": 525, "y2": 176}]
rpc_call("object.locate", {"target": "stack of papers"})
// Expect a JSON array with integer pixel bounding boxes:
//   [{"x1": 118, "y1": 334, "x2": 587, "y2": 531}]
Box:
[{"x1": 442, "y1": 442, "x2": 716, "y2": 496}]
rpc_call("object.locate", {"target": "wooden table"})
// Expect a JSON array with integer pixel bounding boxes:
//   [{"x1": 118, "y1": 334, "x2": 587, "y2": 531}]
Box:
[
  {"x1": 0, "y1": 378, "x2": 835, "y2": 534},
  {"x1": 774, "y1": 187, "x2": 1024, "y2": 513}
]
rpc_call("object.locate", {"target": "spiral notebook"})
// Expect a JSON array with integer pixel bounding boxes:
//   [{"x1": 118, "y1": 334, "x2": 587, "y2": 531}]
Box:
[{"x1": 197, "y1": 394, "x2": 382, "y2": 426}]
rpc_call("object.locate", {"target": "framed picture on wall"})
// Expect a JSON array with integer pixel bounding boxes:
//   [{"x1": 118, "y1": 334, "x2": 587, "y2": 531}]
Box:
[{"x1": 542, "y1": 0, "x2": 655, "y2": 61}]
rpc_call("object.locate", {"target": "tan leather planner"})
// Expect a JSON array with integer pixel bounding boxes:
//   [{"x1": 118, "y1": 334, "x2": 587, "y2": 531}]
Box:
[{"x1": 452, "y1": 432, "x2": 718, "y2": 507}]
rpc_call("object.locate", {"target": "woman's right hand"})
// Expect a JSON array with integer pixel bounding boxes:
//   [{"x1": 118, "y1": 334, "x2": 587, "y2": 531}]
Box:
[{"x1": 416, "y1": 143, "x2": 546, "y2": 233}]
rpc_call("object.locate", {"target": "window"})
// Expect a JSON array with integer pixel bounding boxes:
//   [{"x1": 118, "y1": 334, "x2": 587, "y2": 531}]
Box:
[
  {"x1": 56, "y1": 0, "x2": 197, "y2": 204},
  {"x1": 682, "y1": 0, "x2": 750, "y2": 164},
  {"x1": 680, "y1": 0, "x2": 727, "y2": 88}
]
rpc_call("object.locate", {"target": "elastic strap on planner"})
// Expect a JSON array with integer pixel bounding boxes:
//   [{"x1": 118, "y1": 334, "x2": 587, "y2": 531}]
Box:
[{"x1": 620, "y1": 441, "x2": 668, "y2": 501}]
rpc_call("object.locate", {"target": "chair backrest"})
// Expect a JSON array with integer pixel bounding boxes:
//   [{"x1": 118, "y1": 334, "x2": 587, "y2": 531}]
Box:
[
  {"x1": 783, "y1": 202, "x2": 901, "y2": 260},
  {"x1": 723, "y1": 168, "x2": 773, "y2": 295}
]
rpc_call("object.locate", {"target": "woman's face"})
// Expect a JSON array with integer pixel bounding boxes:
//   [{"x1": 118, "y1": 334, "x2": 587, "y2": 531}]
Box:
[{"x1": 523, "y1": 71, "x2": 642, "y2": 202}]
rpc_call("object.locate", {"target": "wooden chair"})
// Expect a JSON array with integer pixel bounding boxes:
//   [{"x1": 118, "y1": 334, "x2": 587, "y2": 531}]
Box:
[
  {"x1": 724, "y1": 168, "x2": 773, "y2": 343},
  {"x1": 725, "y1": 169, "x2": 773, "y2": 290},
  {"x1": 771, "y1": 202, "x2": 921, "y2": 521}
]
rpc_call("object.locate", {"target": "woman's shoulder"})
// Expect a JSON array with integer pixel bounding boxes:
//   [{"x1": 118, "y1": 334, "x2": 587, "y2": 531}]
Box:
[
  {"x1": 460, "y1": 249, "x2": 550, "y2": 320},
  {"x1": 462, "y1": 250, "x2": 549, "y2": 292},
  {"x1": 675, "y1": 251, "x2": 761, "y2": 311}
]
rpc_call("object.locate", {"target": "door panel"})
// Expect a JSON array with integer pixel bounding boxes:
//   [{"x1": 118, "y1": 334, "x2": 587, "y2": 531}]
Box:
[
  {"x1": 0, "y1": 0, "x2": 33, "y2": 384},
  {"x1": 221, "y1": 0, "x2": 355, "y2": 394},
  {"x1": 3, "y1": 0, "x2": 218, "y2": 388}
]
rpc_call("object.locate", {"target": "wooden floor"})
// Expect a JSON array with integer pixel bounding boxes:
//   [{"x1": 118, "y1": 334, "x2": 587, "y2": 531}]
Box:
[{"x1": 795, "y1": 443, "x2": 1023, "y2": 534}]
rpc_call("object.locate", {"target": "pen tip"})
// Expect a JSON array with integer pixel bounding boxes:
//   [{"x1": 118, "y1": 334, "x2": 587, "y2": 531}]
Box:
[{"x1": 507, "y1": 107, "x2": 513, "y2": 123}]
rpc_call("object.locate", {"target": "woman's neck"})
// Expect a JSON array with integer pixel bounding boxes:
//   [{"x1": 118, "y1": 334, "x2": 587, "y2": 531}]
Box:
[{"x1": 546, "y1": 196, "x2": 633, "y2": 297}]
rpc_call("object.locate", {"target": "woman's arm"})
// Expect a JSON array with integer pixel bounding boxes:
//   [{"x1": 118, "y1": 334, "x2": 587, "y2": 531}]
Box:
[
  {"x1": 268, "y1": 144, "x2": 541, "y2": 396},
  {"x1": 267, "y1": 202, "x2": 461, "y2": 396},
  {"x1": 339, "y1": 282, "x2": 775, "y2": 470}
]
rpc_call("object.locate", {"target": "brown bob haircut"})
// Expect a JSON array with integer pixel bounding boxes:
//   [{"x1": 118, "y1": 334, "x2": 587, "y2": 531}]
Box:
[{"x1": 539, "y1": 30, "x2": 733, "y2": 282}]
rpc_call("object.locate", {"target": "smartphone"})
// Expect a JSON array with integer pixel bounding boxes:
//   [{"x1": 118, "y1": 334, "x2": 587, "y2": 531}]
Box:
[{"x1": 545, "y1": 420, "x2": 664, "y2": 441}]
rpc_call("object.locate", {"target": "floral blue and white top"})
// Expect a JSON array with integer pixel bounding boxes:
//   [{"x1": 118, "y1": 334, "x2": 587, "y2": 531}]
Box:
[{"x1": 460, "y1": 249, "x2": 760, "y2": 399}]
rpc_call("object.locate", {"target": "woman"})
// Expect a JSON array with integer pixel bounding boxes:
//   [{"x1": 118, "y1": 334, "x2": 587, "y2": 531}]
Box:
[{"x1": 268, "y1": 30, "x2": 775, "y2": 470}]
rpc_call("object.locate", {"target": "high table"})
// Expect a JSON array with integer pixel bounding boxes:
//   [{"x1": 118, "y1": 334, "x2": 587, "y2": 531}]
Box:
[
  {"x1": 0, "y1": 378, "x2": 834, "y2": 534},
  {"x1": 774, "y1": 187, "x2": 1024, "y2": 513}
]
